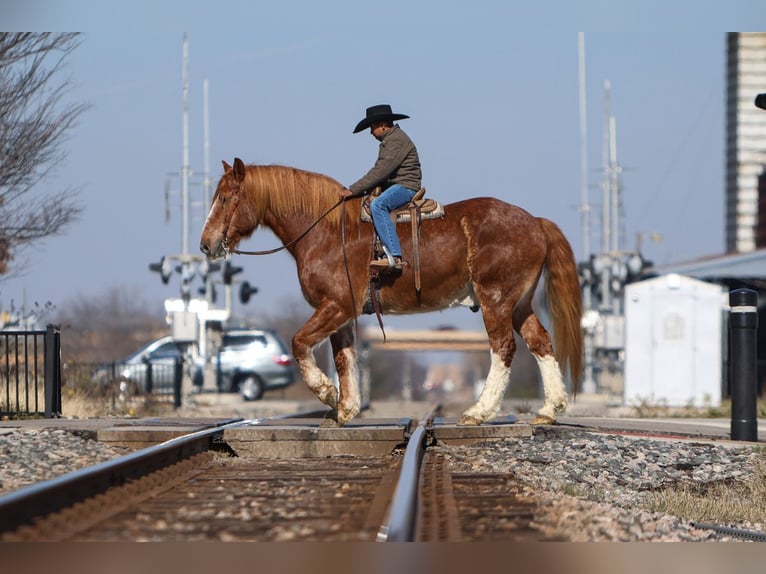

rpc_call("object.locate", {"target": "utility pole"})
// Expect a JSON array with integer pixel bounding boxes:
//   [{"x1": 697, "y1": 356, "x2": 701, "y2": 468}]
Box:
[
  {"x1": 182, "y1": 32, "x2": 190, "y2": 257},
  {"x1": 599, "y1": 80, "x2": 615, "y2": 312},
  {"x1": 149, "y1": 34, "x2": 253, "y2": 380},
  {"x1": 578, "y1": 72, "x2": 633, "y2": 399},
  {"x1": 578, "y1": 32, "x2": 591, "y2": 291},
  {"x1": 601, "y1": 81, "x2": 624, "y2": 315},
  {"x1": 150, "y1": 33, "x2": 213, "y2": 341},
  {"x1": 203, "y1": 78, "x2": 213, "y2": 308},
  {"x1": 608, "y1": 114, "x2": 621, "y2": 256},
  {"x1": 601, "y1": 82, "x2": 612, "y2": 254},
  {"x1": 578, "y1": 32, "x2": 597, "y2": 394}
]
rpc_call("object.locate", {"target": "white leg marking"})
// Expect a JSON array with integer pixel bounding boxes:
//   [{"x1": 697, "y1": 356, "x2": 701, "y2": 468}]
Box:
[
  {"x1": 534, "y1": 354, "x2": 567, "y2": 419},
  {"x1": 299, "y1": 347, "x2": 338, "y2": 409},
  {"x1": 461, "y1": 351, "x2": 510, "y2": 423},
  {"x1": 337, "y1": 347, "x2": 360, "y2": 423}
]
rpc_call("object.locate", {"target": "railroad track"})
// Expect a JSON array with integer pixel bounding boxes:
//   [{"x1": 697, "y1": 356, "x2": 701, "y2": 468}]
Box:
[{"x1": 0, "y1": 405, "x2": 561, "y2": 542}]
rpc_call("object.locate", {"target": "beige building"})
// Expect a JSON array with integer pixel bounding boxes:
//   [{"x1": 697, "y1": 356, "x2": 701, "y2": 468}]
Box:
[{"x1": 726, "y1": 32, "x2": 766, "y2": 253}]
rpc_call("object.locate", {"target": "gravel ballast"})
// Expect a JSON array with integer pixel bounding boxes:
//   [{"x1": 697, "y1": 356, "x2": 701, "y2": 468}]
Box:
[
  {"x1": 442, "y1": 425, "x2": 763, "y2": 541},
  {"x1": 0, "y1": 429, "x2": 128, "y2": 494}
]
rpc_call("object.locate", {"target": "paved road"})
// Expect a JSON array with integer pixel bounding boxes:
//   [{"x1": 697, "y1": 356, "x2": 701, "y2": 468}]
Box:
[{"x1": 557, "y1": 415, "x2": 766, "y2": 443}]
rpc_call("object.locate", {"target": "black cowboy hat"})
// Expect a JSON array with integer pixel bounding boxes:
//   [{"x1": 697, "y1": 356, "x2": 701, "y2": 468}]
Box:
[{"x1": 353, "y1": 104, "x2": 410, "y2": 133}]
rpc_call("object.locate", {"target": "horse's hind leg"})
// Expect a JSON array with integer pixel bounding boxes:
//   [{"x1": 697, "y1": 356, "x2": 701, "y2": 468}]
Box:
[
  {"x1": 459, "y1": 340, "x2": 515, "y2": 425},
  {"x1": 330, "y1": 323, "x2": 360, "y2": 425},
  {"x1": 516, "y1": 309, "x2": 567, "y2": 424},
  {"x1": 459, "y1": 300, "x2": 567, "y2": 426},
  {"x1": 459, "y1": 306, "x2": 516, "y2": 425}
]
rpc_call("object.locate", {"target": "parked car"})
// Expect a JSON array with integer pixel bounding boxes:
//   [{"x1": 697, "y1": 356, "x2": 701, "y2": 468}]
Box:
[
  {"x1": 95, "y1": 335, "x2": 185, "y2": 394},
  {"x1": 196, "y1": 328, "x2": 295, "y2": 400}
]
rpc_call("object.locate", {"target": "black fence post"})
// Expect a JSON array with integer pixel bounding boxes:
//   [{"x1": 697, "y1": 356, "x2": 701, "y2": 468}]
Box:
[
  {"x1": 173, "y1": 356, "x2": 183, "y2": 409},
  {"x1": 216, "y1": 350, "x2": 222, "y2": 392},
  {"x1": 729, "y1": 289, "x2": 759, "y2": 441},
  {"x1": 144, "y1": 356, "x2": 153, "y2": 394},
  {"x1": 43, "y1": 324, "x2": 62, "y2": 419}
]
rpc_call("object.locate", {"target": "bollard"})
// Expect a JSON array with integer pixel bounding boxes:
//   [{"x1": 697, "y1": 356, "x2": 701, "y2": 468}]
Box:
[
  {"x1": 729, "y1": 289, "x2": 759, "y2": 441},
  {"x1": 43, "y1": 324, "x2": 62, "y2": 419},
  {"x1": 173, "y1": 356, "x2": 183, "y2": 409},
  {"x1": 144, "y1": 356, "x2": 153, "y2": 394}
]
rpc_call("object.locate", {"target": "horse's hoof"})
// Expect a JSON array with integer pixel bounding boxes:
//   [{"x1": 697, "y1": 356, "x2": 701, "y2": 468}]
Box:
[
  {"x1": 530, "y1": 415, "x2": 556, "y2": 425},
  {"x1": 320, "y1": 417, "x2": 341, "y2": 428},
  {"x1": 458, "y1": 414, "x2": 482, "y2": 426},
  {"x1": 336, "y1": 412, "x2": 355, "y2": 426},
  {"x1": 321, "y1": 390, "x2": 339, "y2": 410}
]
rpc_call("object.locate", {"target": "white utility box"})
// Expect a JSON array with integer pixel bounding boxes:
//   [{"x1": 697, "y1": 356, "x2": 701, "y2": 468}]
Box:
[
  {"x1": 624, "y1": 273, "x2": 725, "y2": 408},
  {"x1": 171, "y1": 310, "x2": 198, "y2": 343}
]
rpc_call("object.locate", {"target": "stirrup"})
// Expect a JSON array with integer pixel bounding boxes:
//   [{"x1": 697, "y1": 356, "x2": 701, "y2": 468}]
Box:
[{"x1": 370, "y1": 256, "x2": 404, "y2": 271}]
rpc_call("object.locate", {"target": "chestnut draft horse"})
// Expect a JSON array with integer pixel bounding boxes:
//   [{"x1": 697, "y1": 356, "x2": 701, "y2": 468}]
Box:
[{"x1": 200, "y1": 158, "x2": 583, "y2": 426}]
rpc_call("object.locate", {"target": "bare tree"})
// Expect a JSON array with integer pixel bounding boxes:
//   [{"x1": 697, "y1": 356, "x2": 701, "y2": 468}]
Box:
[
  {"x1": 0, "y1": 32, "x2": 88, "y2": 275},
  {"x1": 54, "y1": 285, "x2": 168, "y2": 363}
]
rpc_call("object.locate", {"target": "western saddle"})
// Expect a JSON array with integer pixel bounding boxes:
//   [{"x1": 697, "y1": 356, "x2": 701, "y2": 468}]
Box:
[{"x1": 360, "y1": 187, "x2": 444, "y2": 292}]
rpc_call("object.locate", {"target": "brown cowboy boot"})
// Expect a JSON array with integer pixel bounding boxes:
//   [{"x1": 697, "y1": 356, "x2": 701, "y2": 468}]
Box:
[{"x1": 370, "y1": 255, "x2": 404, "y2": 271}]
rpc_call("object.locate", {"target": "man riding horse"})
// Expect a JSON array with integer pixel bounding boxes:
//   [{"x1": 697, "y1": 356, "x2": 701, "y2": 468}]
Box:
[{"x1": 339, "y1": 104, "x2": 421, "y2": 272}]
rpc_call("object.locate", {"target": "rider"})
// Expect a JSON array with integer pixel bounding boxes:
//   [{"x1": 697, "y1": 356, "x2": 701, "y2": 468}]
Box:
[{"x1": 339, "y1": 104, "x2": 422, "y2": 271}]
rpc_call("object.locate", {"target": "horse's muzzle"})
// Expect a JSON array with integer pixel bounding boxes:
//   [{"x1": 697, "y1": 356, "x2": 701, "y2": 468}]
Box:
[{"x1": 199, "y1": 240, "x2": 224, "y2": 261}]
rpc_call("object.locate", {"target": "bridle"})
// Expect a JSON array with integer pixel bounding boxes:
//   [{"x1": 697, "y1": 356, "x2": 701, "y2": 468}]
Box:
[{"x1": 218, "y1": 179, "x2": 361, "y2": 332}]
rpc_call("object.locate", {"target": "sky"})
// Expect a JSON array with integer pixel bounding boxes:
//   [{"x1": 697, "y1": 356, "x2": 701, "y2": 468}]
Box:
[{"x1": 1, "y1": 1, "x2": 765, "y2": 334}]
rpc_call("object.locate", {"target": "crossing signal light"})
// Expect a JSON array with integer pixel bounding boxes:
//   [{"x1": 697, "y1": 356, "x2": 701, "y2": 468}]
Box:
[
  {"x1": 240, "y1": 281, "x2": 258, "y2": 304},
  {"x1": 198, "y1": 283, "x2": 218, "y2": 304},
  {"x1": 222, "y1": 261, "x2": 243, "y2": 285},
  {"x1": 198, "y1": 260, "x2": 221, "y2": 281},
  {"x1": 149, "y1": 256, "x2": 172, "y2": 284}
]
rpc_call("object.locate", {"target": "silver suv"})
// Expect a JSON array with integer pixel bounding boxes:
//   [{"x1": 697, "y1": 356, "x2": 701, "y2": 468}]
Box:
[
  {"x1": 94, "y1": 335, "x2": 184, "y2": 395},
  {"x1": 196, "y1": 329, "x2": 295, "y2": 400}
]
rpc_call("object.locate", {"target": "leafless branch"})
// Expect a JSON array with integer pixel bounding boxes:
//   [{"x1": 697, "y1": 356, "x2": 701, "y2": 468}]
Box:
[{"x1": 0, "y1": 32, "x2": 89, "y2": 274}]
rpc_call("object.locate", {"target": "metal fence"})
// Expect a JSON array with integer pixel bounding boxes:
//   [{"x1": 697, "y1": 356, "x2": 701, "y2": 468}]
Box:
[
  {"x1": 91, "y1": 357, "x2": 183, "y2": 408},
  {"x1": 0, "y1": 324, "x2": 61, "y2": 419}
]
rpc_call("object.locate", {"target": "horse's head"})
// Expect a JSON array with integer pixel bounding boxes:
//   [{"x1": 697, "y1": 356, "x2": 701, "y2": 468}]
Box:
[{"x1": 200, "y1": 157, "x2": 251, "y2": 260}]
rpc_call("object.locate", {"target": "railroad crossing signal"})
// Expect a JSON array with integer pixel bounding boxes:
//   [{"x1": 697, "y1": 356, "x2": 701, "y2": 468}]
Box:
[
  {"x1": 222, "y1": 261, "x2": 243, "y2": 285},
  {"x1": 151, "y1": 256, "x2": 255, "y2": 305},
  {"x1": 240, "y1": 281, "x2": 258, "y2": 304},
  {"x1": 148, "y1": 256, "x2": 173, "y2": 284},
  {"x1": 198, "y1": 259, "x2": 221, "y2": 280}
]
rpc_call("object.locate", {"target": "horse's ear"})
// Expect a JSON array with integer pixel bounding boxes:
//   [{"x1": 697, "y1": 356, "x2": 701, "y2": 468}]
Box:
[
  {"x1": 233, "y1": 157, "x2": 246, "y2": 182},
  {"x1": 222, "y1": 160, "x2": 232, "y2": 173}
]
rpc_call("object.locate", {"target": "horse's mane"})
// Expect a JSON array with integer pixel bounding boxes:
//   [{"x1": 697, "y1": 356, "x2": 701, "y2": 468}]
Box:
[{"x1": 243, "y1": 164, "x2": 356, "y2": 228}]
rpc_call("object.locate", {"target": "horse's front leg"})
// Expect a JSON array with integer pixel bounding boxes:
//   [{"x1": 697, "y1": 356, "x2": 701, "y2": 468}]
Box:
[
  {"x1": 330, "y1": 322, "x2": 359, "y2": 425},
  {"x1": 292, "y1": 303, "x2": 350, "y2": 413}
]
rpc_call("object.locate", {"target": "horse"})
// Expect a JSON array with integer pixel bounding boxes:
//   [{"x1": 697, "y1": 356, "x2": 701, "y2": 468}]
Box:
[{"x1": 200, "y1": 158, "x2": 583, "y2": 426}]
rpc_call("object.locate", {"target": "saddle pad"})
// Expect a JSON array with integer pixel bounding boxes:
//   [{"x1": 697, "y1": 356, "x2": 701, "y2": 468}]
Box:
[{"x1": 361, "y1": 198, "x2": 445, "y2": 223}]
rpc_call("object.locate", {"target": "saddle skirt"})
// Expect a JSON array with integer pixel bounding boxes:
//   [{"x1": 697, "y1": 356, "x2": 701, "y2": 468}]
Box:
[{"x1": 360, "y1": 187, "x2": 445, "y2": 223}]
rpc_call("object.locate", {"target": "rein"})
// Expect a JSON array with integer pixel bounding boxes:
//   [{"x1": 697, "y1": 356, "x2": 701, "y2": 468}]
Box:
[
  {"x1": 340, "y1": 202, "x2": 360, "y2": 338},
  {"x1": 228, "y1": 198, "x2": 345, "y2": 256}
]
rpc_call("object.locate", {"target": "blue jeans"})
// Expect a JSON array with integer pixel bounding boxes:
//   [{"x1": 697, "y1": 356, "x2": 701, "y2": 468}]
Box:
[{"x1": 370, "y1": 184, "x2": 416, "y2": 258}]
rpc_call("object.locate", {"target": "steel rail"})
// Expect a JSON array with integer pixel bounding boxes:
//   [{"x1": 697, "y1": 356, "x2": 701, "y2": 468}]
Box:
[
  {"x1": 0, "y1": 419, "x2": 249, "y2": 534},
  {"x1": 378, "y1": 403, "x2": 440, "y2": 542},
  {"x1": 0, "y1": 407, "x2": 336, "y2": 534},
  {"x1": 691, "y1": 522, "x2": 766, "y2": 542}
]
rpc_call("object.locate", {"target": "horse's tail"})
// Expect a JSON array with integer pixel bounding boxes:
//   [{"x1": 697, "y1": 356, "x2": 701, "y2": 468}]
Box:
[{"x1": 539, "y1": 217, "x2": 583, "y2": 396}]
